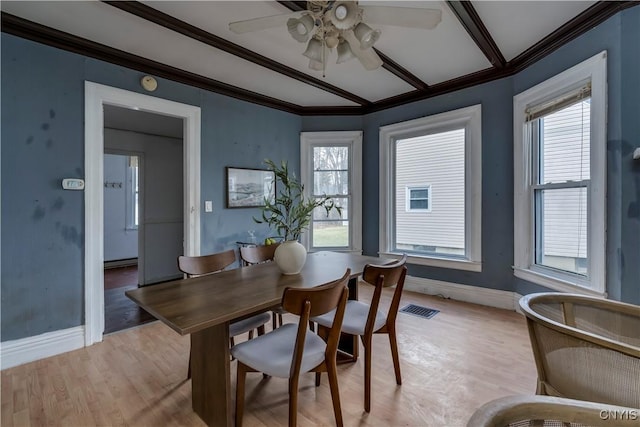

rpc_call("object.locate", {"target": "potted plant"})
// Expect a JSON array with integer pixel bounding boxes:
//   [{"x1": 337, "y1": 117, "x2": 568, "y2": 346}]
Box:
[{"x1": 254, "y1": 159, "x2": 342, "y2": 274}]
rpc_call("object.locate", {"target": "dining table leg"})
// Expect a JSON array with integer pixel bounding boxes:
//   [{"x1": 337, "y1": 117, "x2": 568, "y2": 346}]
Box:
[{"x1": 190, "y1": 322, "x2": 232, "y2": 427}]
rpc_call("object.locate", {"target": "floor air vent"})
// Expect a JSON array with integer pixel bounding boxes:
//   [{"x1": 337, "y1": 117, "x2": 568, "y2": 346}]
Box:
[{"x1": 400, "y1": 304, "x2": 439, "y2": 319}]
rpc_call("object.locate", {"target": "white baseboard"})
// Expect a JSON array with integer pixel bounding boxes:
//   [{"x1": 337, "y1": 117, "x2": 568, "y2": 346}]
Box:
[
  {"x1": 513, "y1": 293, "x2": 524, "y2": 315},
  {"x1": 405, "y1": 275, "x2": 522, "y2": 312},
  {"x1": 1, "y1": 326, "x2": 85, "y2": 370}
]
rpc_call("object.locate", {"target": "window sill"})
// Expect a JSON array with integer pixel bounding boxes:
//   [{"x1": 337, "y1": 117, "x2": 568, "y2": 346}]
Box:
[
  {"x1": 380, "y1": 251, "x2": 482, "y2": 272},
  {"x1": 310, "y1": 248, "x2": 362, "y2": 254},
  {"x1": 513, "y1": 267, "x2": 606, "y2": 297}
]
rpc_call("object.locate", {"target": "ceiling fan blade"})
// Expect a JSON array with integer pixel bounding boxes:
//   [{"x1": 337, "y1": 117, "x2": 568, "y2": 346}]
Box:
[
  {"x1": 360, "y1": 6, "x2": 442, "y2": 29},
  {"x1": 229, "y1": 11, "x2": 301, "y2": 34},
  {"x1": 343, "y1": 30, "x2": 383, "y2": 71}
]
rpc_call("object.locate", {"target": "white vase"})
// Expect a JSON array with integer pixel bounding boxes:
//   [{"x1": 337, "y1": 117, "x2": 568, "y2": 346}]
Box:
[{"x1": 274, "y1": 240, "x2": 307, "y2": 275}]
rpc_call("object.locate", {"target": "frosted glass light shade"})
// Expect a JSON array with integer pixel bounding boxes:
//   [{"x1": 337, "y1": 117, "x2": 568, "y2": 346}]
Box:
[
  {"x1": 329, "y1": 1, "x2": 359, "y2": 30},
  {"x1": 336, "y1": 39, "x2": 355, "y2": 64},
  {"x1": 309, "y1": 59, "x2": 324, "y2": 71},
  {"x1": 287, "y1": 14, "x2": 315, "y2": 43},
  {"x1": 354, "y1": 22, "x2": 381, "y2": 49},
  {"x1": 303, "y1": 38, "x2": 324, "y2": 62}
]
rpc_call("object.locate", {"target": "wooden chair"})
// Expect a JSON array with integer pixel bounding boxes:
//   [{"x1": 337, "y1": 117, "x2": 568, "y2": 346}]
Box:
[
  {"x1": 177, "y1": 249, "x2": 271, "y2": 378},
  {"x1": 231, "y1": 269, "x2": 350, "y2": 427},
  {"x1": 312, "y1": 254, "x2": 408, "y2": 412},
  {"x1": 239, "y1": 243, "x2": 285, "y2": 329}
]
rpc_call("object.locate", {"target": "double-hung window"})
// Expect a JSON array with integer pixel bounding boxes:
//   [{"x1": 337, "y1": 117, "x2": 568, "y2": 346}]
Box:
[
  {"x1": 513, "y1": 51, "x2": 606, "y2": 295},
  {"x1": 379, "y1": 105, "x2": 482, "y2": 270},
  {"x1": 301, "y1": 131, "x2": 362, "y2": 253}
]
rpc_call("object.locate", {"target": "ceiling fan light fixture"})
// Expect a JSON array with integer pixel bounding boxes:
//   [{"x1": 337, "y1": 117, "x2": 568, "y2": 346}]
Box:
[
  {"x1": 302, "y1": 37, "x2": 324, "y2": 62},
  {"x1": 336, "y1": 38, "x2": 355, "y2": 64},
  {"x1": 329, "y1": 1, "x2": 360, "y2": 30},
  {"x1": 287, "y1": 14, "x2": 315, "y2": 43},
  {"x1": 354, "y1": 22, "x2": 381, "y2": 50}
]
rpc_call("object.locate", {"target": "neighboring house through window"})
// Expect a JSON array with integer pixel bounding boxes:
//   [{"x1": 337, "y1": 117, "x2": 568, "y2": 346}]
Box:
[
  {"x1": 379, "y1": 105, "x2": 482, "y2": 270},
  {"x1": 513, "y1": 51, "x2": 606, "y2": 295},
  {"x1": 301, "y1": 131, "x2": 362, "y2": 253}
]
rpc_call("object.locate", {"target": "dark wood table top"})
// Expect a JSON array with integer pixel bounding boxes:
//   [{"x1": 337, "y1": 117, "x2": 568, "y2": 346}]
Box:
[{"x1": 126, "y1": 251, "x2": 385, "y2": 336}]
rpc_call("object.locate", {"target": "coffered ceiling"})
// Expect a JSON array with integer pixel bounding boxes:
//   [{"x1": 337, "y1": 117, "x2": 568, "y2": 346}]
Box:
[{"x1": 1, "y1": 1, "x2": 636, "y2": 115}]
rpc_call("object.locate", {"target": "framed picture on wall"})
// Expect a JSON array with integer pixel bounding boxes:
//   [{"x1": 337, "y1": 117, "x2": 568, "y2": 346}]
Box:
[{"x1": 226, "y1": 167, "x2": 275, "y2": 208}]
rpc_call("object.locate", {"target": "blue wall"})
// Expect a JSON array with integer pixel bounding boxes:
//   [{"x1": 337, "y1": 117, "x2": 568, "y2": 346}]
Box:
[
  {"x1": 1, "y1": 34, "x2": 301, "y2": 341},
  {"x1": 2, "y1": 7, "x2": 639, "y2": 342},
  {"x1": 619, "y1": 7, "x2": 640, "y2": 305}
]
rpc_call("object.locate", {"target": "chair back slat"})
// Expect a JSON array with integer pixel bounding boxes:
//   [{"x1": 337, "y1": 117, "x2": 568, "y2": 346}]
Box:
[
  {"x1": 282, "y1": 269, "x2": 350, "y2": 318},
  {"x1": 362, "y1": 255, "x2": 407, "y2": 288},
  {"x1": 177, "y1": 249, "x2": 236, "y2": 277},
  {"x1": 240, "y1": 244, "x2": 280, "y2": 265}
]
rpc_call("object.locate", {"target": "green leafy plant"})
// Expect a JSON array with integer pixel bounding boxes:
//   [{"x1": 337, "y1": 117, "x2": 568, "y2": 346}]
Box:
[{"x1": 254, "y1": 159, "x2": 342, "y2": 241}]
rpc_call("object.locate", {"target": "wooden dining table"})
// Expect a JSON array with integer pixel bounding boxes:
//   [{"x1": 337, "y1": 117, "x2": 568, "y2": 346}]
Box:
[{"x1": 125, "y1": 251, "x2": 389, "y2": 427}]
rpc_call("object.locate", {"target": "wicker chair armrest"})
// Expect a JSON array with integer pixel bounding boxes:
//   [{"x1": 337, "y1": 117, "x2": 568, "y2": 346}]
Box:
[
  {"x1": 520, "y1": 293, "x2": 640, "y2": 357},
  {"x1": 467, "y1": 395, "x2": 639, "y2": 427}
]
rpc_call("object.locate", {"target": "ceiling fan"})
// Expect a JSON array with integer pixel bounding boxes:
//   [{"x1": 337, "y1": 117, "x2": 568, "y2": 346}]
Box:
[{"x1": 229, "y1": 1, "x2": 442, "y2": 76}]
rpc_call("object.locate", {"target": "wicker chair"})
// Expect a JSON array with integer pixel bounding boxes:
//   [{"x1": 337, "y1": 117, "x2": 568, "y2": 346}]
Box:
[
  {"x1": 467, "y1": 395, "x2": 639, "y2": 427},
  {"x1": 519, "y1": 293, "x2": 640, "y2": 408}
]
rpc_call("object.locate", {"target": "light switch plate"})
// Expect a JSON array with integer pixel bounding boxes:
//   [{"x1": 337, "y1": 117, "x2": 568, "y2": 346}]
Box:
[{"x1": 205, "y1": 201, "x2": 213, "y2": 212}]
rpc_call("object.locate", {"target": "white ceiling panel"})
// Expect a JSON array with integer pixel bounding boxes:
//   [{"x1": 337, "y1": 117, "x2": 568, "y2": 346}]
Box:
[
  {"x1": 474, "y1": 1, "x2": 596, "y2": 61},
  {"x1": 364, "y1": 1, "x2": 492, "y2": 85}
]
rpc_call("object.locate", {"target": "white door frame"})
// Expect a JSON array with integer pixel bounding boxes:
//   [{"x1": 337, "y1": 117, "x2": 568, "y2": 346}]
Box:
[{"x1": 84, "y1": 81, "x2": 201, "y2": 346}]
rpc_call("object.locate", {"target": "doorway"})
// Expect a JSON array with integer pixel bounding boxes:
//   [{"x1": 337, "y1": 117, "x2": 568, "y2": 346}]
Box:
[
  {"x1": 84, "y1": 82, "x2": 201, "y2": 345},
  {"x1": 103, "y1": 153, "x2": 154, "y2": 333}
]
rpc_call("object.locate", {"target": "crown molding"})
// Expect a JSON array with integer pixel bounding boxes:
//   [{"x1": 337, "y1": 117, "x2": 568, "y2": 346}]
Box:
[
  {"x1": 509, "y1": 1, "x2": 638, "y2": 72},
  {"x1": 1, "y1": 12, "x2": 306, "y2": 114},
  {"x1": 103, "y1": 1, "x2": 371, "y2": 107},
  {"x1": 2, "y1": 2, "x2": 637, "y2": 116}
]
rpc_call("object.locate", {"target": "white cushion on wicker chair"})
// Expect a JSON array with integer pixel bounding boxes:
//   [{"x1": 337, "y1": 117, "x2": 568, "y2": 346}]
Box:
[
  {"x1": 312, "y1": 300, "x2": 386, "y2": 335},
  {"x1": 230, "y1": 323, "x2": 326, "y2": 378},
  {"x1": 230, "y1": 312, "x2": 272, "y2": 337}
]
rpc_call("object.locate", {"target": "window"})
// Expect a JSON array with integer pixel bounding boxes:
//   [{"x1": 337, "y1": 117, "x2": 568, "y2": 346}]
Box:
[
  {"x1": 301, "y1": 131, "x2": 362, "y2": 253},
  {"x1": 406, "y1": 186, "x2": 431, "y2": 212},
  {"x1": 126, "y1": 155, "x2": 139, "y2": 230},
  {"x1": 514, "y1": 51, "x2": 606, "y2": 295},
  {"x1": 380, "y1": 105, "x2": 482, "y2": 271}
]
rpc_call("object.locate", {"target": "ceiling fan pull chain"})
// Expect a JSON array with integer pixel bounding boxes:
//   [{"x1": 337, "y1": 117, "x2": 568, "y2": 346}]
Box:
[{"x1": 322, "y1": 38, "x2": 326, "y2": 78}]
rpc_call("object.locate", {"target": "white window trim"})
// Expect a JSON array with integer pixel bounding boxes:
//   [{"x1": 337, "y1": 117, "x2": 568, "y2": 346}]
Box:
[
  {"x1": 406, "y1": 185, "x2": 432, "y2": 212},
  {"x1": 300, "y1": 130, "x2": 362, "y2": 253},
  {"x1": 513, "y1": 50, "x2": 607, "y2": 296},
  {"x1": 379, "y1": 104, "x2": 482, "y2": 271}
]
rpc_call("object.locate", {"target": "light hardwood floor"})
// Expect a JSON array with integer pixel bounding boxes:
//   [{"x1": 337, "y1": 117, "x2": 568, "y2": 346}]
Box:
[{"x1": 1, "y1": 286, "x2": 537, "y2": 426}]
